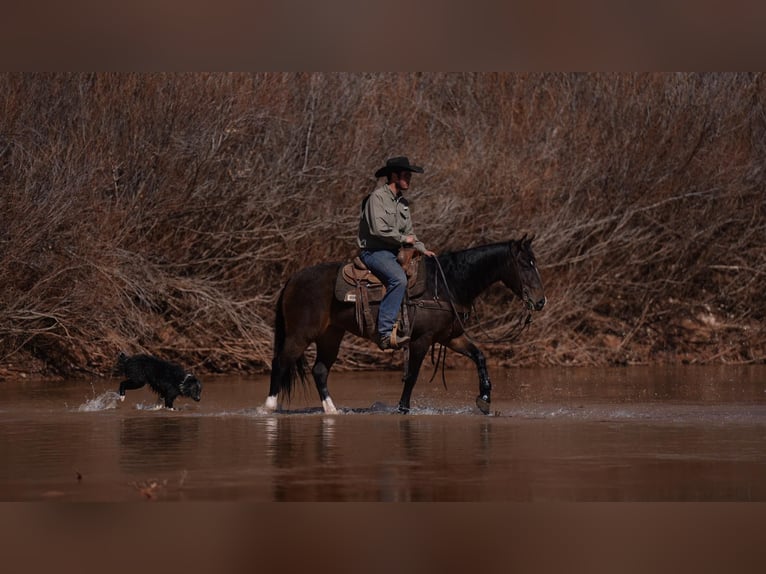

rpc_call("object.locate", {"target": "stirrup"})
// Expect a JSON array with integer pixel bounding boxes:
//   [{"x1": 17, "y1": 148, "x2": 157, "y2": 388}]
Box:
[
  {"x1": 377, "y1": 328, "x2": 410, "y2": 351},
  {"x1": 390, "y1": 324, "x2": 410, "y2": 349}
]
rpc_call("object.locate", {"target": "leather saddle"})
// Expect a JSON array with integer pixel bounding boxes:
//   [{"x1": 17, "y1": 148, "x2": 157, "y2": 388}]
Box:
[
  {"x1": 334, "y1": 248, "x2": 426, "y2": 304},
  {"x1": 334, "y1": 248, "x2": 428, "y2": 338}
]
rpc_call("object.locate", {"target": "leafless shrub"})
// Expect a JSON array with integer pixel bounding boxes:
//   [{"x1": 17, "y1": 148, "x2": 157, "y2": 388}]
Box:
[{"x1": 0, "y1": 72, "x2": 763, "y2": 377}]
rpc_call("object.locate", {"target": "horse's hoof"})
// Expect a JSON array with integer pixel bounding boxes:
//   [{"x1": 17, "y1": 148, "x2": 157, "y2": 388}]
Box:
[
  {"x1": 476, "y1": 394, "x2": 490, "y2": 415},
  {"x1": 397, "y1": 404, "x2": 410, "y2": 415}
]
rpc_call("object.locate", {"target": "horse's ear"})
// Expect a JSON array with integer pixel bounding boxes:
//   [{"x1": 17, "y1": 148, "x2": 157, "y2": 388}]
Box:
[{"x1": 521, "y1": 233, "x2": 535, "y2": 247}]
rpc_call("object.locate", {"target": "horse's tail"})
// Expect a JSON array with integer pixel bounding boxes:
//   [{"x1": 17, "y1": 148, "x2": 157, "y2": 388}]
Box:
[{"x1": 270, "y1": 285, "x2": 308, "y2": 400}]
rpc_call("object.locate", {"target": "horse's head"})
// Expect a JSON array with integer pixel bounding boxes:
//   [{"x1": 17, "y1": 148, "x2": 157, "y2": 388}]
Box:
[{"x1": 502, "y1": 235, "x2": 546, "y2": 311}]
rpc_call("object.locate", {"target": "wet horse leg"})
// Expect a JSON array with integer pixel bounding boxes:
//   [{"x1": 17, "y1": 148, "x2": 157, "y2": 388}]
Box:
[
  {"x1": 264, "y1": 337, "x2": 308, "y2": 412},
  {"x1": 446, "y1": 335, "x2": 492, "y2": 414},
  {"x1": 398, "y1": 339, "x2": 431, "y2": 414},
  {"x1": 312, "y1": 326, "x2": 345, "y2": 414}
]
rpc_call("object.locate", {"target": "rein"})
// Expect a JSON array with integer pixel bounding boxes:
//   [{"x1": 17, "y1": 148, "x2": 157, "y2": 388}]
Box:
[{"x1": 468, "y1": 305, "x2": 533, "y2": 344}]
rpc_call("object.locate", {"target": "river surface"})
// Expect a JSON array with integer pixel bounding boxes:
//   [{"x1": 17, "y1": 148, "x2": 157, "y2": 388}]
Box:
[{"x1": 1, "y1": 365, "x2": 765, "y2": 501}]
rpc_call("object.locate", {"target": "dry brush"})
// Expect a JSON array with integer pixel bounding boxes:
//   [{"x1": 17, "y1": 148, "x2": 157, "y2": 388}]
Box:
[{"x1": 0, "y1": 72, "x2": 763, "y2": 378}]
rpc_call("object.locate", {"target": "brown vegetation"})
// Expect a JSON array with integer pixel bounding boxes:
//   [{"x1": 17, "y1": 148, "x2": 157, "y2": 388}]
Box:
[{"x1": 0, "y1": 73, "x2": 764, "y2": 378}]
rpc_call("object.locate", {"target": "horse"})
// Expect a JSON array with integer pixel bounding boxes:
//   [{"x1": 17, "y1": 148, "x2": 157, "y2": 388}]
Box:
[{"x1": 262, "y1": 236, "x2": 546, "y2": 415}]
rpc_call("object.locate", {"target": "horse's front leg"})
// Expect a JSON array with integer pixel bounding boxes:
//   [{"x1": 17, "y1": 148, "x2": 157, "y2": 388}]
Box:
[
  {"x1": 398, "y1": 339, "x2": 430, "y2": 414},
  {"x1": 445, "y1": 335, "x2": 492, "y2": 415}
]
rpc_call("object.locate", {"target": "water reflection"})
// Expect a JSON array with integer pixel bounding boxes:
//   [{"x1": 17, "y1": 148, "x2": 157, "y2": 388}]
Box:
[
  {"x1": 119, "y1": 416, "x2": 201, "y2": 473},
  {"x1": 399, "y1": 418, "x2": 421, "y2": 462},
  {"x1": 317, "y1": 416, "x2": 336, "y2": 465},
  {"x1": 0, "y1": 367, "x2": 765, "y2": 501},
  {"x1": 258, "y1": 413, "x2": 503, "y2": 501},
  {"x1": 477, "y1": 421, "x2": 491, "y2": 468},
  {"x1": 264, "y1": 416, "x2": 343, "y2": 501}
]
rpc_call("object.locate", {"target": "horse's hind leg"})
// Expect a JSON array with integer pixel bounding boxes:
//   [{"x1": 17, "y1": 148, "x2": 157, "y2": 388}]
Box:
[
  {"x1": 445, "y1": 335, "x2": 492, "y2": 415},
  {"x1": 264, "y1": 338, "x2": 308, "y2": 412},
  {"x1": 264, "y1": 364, "x2": 284, "y2": 412},
  {"x1": 398, "y1": 339, "x2": 430, "y2": 414},
  {"x1": 313, "y1": 327, "x2": 345, "y2": 414}
]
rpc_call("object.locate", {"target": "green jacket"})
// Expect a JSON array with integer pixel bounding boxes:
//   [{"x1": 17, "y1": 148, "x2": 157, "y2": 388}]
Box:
[{"x1": 357, "y1": 184, "x2": 426, "y2": 253}]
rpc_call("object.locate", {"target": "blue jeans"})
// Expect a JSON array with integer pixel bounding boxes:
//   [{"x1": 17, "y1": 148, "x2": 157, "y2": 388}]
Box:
[{"x1": 359, "y1": 249, "x2": 406, "y2": 338}]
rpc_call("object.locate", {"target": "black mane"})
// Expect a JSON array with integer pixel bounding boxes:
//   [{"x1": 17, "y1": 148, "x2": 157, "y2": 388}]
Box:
[{"x1": 426, "y1": 241, "x2": 518, "y2": 306}]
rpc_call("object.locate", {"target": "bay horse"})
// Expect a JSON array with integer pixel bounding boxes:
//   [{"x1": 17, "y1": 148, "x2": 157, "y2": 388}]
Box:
[{"x1": 262, "y1": 236, "x2": 546, "y2": 415}]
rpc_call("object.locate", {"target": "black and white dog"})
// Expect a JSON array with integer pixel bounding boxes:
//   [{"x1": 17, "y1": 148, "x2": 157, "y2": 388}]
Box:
[{"x1": 116, "y1": 352, "x2": 202, "y2": 409}]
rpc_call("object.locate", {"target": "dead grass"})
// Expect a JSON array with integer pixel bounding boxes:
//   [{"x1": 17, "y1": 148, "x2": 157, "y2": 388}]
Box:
[{"x1": 0, "y1": 73, "x2": 764, "y2": 377}]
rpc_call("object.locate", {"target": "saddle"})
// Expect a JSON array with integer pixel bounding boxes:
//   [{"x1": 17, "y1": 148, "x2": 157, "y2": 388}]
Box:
[
  {"x1": 335, "y1": 248, "x2": 426, "y2": 302},
  {"x1": 334, "y1": 248, "x2": 428, "y2": 337}
]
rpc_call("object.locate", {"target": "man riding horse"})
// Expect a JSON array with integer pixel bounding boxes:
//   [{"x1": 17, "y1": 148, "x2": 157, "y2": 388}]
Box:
[
  {"x1": 263, "y1": 156, "x2": 545, "y2": 415},
  {"x1": 357, "y1": 156, "x2": 436, "y2": 350}
]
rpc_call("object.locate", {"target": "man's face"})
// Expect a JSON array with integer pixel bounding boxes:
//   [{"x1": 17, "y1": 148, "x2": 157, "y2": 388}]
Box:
[{"x1": 393, "y1": 170, "x2": 412, "y2": 191}]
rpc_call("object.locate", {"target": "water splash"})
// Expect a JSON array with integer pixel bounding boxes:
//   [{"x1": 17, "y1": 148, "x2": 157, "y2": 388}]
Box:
[
  {"x1": 78, "y1": 391, "x2": 121, "y2": 412},
  {"x1": 135, "y1": 402, "x2": 165, "y2": 411}
]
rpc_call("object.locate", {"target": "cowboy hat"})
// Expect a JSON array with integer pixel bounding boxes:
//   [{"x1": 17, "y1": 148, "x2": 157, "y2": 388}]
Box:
[{"x1": 374, "y1": 156, "x2": 424, "y2": 178}]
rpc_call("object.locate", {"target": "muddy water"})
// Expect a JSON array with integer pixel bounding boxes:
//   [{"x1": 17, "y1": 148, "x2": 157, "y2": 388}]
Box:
[{"x1": 1, "y1": 366, "x2": 765, "y2": 501}]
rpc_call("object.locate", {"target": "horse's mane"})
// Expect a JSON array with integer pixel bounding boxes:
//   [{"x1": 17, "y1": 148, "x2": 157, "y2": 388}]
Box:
[{"x1": 427, "y1": 240, "x2": 526, "y2": 305}]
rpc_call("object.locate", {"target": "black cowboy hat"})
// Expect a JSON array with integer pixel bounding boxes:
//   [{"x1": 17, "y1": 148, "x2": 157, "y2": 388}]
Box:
[{"x1": 374, "y1": 156, "x2": 424, "y2": 178}]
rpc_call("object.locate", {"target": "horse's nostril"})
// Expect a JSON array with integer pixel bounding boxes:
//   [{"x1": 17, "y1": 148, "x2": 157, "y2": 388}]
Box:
[{"x1": 535, "y1": 297, "x2": 547, "y2": 311}]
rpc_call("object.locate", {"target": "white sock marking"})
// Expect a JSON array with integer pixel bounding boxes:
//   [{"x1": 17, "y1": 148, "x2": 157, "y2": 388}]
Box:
[
  {"x1": 264, "y1": 395, "x2": 278, "y2": 412},
  {"x1": 322, "y1": 397, "x2": 338, "y2": 414}
]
